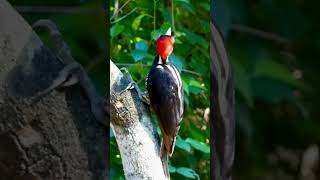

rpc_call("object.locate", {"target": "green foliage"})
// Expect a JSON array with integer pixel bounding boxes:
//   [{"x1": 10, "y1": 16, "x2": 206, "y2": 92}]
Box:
[
  {"x1": 185, "y1": 138, "x2": 210, "y2": 154},
  {"x1": 215, "y1": 0, "x2": 319, "y2": 179},
  {"x1": 11, "y1": 0, "x2": 108, "y2": 95},
  {"x1": 110, "y1": 0, "x2": 210, "y2": 179}
]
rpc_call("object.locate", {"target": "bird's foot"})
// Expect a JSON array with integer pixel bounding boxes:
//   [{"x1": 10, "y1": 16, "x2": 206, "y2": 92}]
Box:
[{"x1": 119, "y1": 68, "x2": 150, "y2": 105}]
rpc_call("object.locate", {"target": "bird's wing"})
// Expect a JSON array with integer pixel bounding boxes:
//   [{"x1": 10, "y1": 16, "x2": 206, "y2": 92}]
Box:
[{"x1": 147, "y1": 64, "x2": 182, "y2": 155}]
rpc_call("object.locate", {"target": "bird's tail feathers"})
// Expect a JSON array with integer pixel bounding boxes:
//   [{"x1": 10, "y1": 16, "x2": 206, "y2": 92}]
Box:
[
  {"x1": 161, "y1": 140, "x2": 170, "y2": 180},
  {"x1": 169, "y1": 136, "x2": 177, "y2": 157}
]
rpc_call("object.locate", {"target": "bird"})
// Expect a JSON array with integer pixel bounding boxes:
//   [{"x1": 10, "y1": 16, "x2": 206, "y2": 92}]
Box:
[{"x1": 145, "y1": 28, "x2": 184, "y2": 179}]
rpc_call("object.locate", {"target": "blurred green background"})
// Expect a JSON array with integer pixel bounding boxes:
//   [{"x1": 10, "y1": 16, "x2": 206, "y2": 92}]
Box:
[
  {"x1": 213, "y1": 0, "x2": 320, "y2": 180},
  {"x1": 110, "y1": 0, "x2": 210, "y2": 179},
  {"x1": 9, "y1": 0, "x2": 108, "y2": 95}
]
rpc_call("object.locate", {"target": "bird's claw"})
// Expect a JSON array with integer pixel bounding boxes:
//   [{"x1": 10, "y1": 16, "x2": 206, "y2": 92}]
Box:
[
  {"x1": 120, "y1": 82, "x2": 135, "y2": 94},
  {"x1": 141, "y1": 91, "x2": 150, "y2": 105},
  {"x1": 119, "y1": 67, "x2": 150, "y2": 105},
  {"x1": 120, "y1": 81, "x2": 150, "y2": 105}
]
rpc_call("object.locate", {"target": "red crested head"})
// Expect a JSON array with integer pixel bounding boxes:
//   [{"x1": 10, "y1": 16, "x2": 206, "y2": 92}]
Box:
[{"x1": 156, "y1": 35, "x2": 174, "y2": 63}]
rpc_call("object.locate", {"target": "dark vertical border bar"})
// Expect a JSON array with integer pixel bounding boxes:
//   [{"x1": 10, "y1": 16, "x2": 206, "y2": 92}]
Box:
[
  {"x1": 210, "y1": 1, "x2": 236, "y2": 180},
  {"x1": 104, "y1": 0, "x2": 110, "y2": 179}
]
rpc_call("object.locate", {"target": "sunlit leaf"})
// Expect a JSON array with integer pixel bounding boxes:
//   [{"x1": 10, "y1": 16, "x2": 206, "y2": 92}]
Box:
[
  {"x1": 189, "y1": 80, "x2": 203, "y2": 89},
  {"x1": 185, "y1": 138, "x2": 210, "y2": 153},
  {"x1": 188, "y1": 79, "x2": 206, "y2": 94},
  {"x1": 132, "y1": 14, "x2": 146, "y2": 31},
  {"x1": 176, "y1": 136, "x2": 192, "y2": 152},
  {"x1": 111, "y1": 24, "x2": 124, "y2": 38},
  {"x1": 175, "y1": 0, "x2": 190, "y2": 3},
  {"x1": 169, "y1": 164, "x2": 177, "y2": 173},
  {"x1": 176, "y1": 167, "x2": 200, "y2": 179}
]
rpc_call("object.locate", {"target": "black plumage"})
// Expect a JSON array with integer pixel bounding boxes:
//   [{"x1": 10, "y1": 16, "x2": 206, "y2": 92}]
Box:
[{"x1": 146, "y1": 55, "x2": 184, "y2": 156}]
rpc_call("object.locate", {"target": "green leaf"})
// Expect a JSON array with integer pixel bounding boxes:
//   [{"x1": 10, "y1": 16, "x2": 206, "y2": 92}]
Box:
[
  {"x1": 190, "y1": 56, "x2": 208, "y2": 74},
  {"x1": 169, "y1": 54, "x2": 185, "y2": 72},
  {"x1": 176, "y1": 136, "x2": 192, "y2": 152},
  {"x1": 151, "y1": 30, "x2": 162, "y2": 41},
  {"x1": 110, "y1": 128, "x2": 114, "y2": 138},
  {"x1": 130, "y1": 50, "x2": 153, "y2": 62},
  {"x1": 232, "y1": 61, "x2": 254, "y2": 107},
  {"x1": 175, "y1": 0, "x2": 195, "y2": 13},
  {"x1": 254, "y1": 60, "x2": 310, "y2": 92},
  {"x1": 176, "y1": 167, "x2": 200, "y2": 179},
  {"x1": 169, "y1": 164, "x2": 177, "y2": 173},
  {"x1": 185, "y1": 138, "x2": 210, "y2": 153},
  {"x1": 200, "y1": 2, "x2": 210, "y2": 11},
  {"x1": 151, "y1": 23, "x2": 171, "y2": 40},
  {"x1": 189, "y1": 80, "x2": 204, "y2": 89},
  {"x1": 175, "y1": 0, "x2": 190, "y2": 3},
  {"x1": 110, "y1": 24, "x2": 124, "y2": 38},
  {"x1": 184, "y1": 29, "x2": 208, "y2": 49},
  {"x1": 188, "y1": 79, "x2": 206, "y2": 94},
  {"x1": 182, "y1": 78, "x2": 190, "y2": 95},
  {"x1": 135, "y1": 41, "x2": 149, "y2": 52},
  {"x1": 132, "y1": 14, "x2": 146, "y2": 31}
]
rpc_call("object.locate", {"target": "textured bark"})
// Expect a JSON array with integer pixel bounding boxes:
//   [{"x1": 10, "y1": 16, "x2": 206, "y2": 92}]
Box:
[
  {"x1": 110, "y1": 60, "x2": 166, "y2": 180},
  {"x1": 0, "y1": 1, "x2": 107, "y2": 179}
]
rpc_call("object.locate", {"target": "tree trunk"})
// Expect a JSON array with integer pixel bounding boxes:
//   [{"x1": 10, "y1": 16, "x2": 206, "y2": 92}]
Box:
[
  {"x1": 0, "y1": 1, "x2": 108, "y2": 179},
  {"x1": 110, "y1": 60, "x2": 167, "y2": 180}
]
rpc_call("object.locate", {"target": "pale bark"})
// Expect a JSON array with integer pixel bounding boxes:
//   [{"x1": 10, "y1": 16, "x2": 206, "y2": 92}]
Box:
[{"x1": 110, "y1": 60, "x2": 166, "y2": 180}]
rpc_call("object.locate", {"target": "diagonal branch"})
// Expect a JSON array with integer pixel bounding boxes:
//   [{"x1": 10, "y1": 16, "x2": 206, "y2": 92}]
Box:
[{"x1": 110, "y1": 60, "x2": 167, "y2": 180}]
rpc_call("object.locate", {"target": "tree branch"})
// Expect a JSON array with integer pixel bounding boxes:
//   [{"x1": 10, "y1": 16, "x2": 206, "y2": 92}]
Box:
[
  {"x1": 231, "y1": 23, "x2": 290, "y2": 44},
  {"x1": 110, "y1": 60, "x2": 167, "y2": 180}
]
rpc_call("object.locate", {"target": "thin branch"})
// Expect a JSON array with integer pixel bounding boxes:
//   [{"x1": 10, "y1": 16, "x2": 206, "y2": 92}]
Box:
[
  {"x1": 181, "y1": 69, "x2": 202, "y2": 77},
  {"x1": 112, "y1": 0, "x2": 119, "y2": 19},
  {"x1": 111, "y1": 8, "x2": 137, "y2": 24},
  {"x1": 171, "y1": 0, "x2": 175, "y2": 34},
  {"x1": 153, "y1": 0, "x2": 157, "y2": 31},
  {"x1": 110, "y1": 0, "x2": 132, "y2": 20},
  {"x1": 231, "y1": 24, "x2": 290, "y2": 44}
]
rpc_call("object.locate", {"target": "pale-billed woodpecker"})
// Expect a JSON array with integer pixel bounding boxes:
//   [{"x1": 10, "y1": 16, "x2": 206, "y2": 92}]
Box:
[{"x1": 146, "y1": 28, "x2": 183, "y2": 179}]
